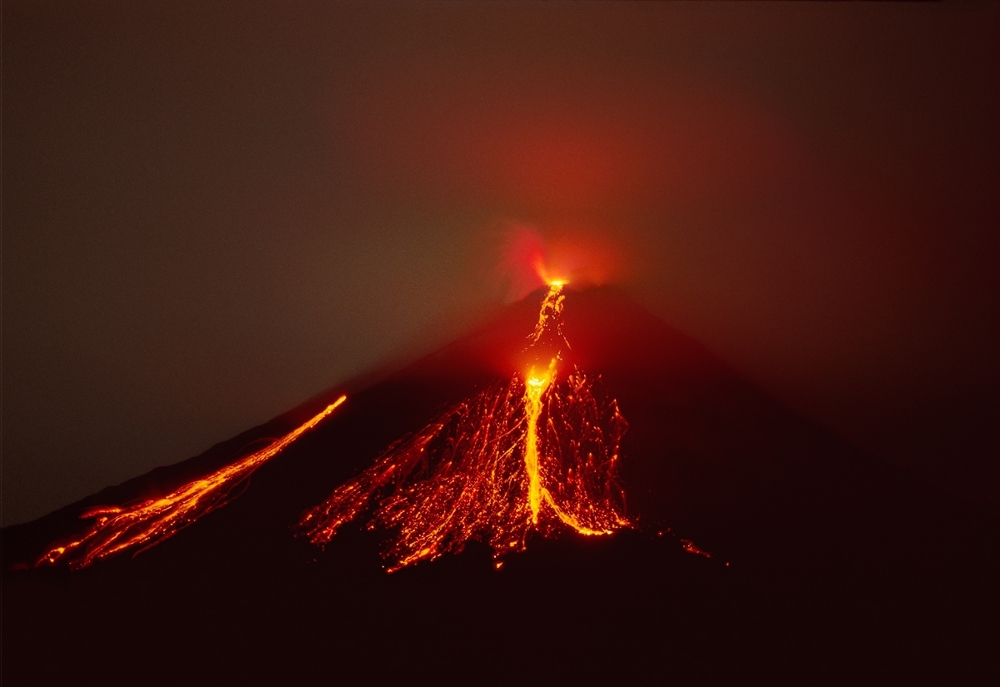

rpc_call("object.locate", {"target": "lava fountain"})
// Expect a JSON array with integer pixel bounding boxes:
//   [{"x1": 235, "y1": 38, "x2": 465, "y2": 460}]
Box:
[
  {"x1": 299, "y1": 284, "x2": 630, "y2": 572},
  {"x1": 37, "y1": 396, "x2": 347, "y2": 569}
]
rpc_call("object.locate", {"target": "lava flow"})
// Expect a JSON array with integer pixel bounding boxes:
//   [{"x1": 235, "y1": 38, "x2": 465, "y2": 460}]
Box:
[
  {"x1": 37, "y1": 396, "x2": 346, "y2": 569},
  {"x1": 299, "y1": 284, "x2": 630, "y2": 572}
]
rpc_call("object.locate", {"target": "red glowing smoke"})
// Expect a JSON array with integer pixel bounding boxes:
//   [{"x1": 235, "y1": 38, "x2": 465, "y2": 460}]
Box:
[{"x1": 497, "y1": 224, "x2": 625, "y2": 300}]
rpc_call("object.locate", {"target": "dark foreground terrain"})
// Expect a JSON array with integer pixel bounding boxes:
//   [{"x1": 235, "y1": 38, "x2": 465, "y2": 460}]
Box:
[{"x1": 5, "y1": 287, "x2": 996, "y2": 685}]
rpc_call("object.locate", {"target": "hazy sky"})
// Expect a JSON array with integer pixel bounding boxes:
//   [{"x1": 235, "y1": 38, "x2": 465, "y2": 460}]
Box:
[{"x1": 4, "y1": 1, "x2": 998, "y2": 525}]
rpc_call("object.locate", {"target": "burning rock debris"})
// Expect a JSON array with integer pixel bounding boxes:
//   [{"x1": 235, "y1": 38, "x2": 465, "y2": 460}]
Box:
[
  {"x1": 299, "y1": 283, "x2": 631, "y2": 572},
  {"x1": 37, "y1": 397, "x2": 346, "y2": 569}
]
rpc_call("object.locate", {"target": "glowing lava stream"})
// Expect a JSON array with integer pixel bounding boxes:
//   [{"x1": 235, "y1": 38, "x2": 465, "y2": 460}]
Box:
[
  {"x1": 38, "y1": 396, "x2": 347, "y2": 569},
  {"x1": 523, "y1": 360, "x2": 555, "y2": 524},
  {"x1": 300, "y1": 283, "x2": 630, "y2": 572}
]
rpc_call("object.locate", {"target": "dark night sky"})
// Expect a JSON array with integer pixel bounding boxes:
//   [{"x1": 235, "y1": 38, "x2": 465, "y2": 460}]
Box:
[{"x1": 3, "y1": 2, "x2": 998, "y2": 525}]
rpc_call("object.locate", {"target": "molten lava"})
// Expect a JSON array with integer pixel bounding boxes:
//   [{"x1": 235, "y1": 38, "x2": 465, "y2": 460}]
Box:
[
  {"x1": 523, "y1": 359, "x2": 555, "y2": 525},
  {"x1": 37, "y1": 396, "x2": 347, "y2": 569},
  {"x1": 300, "y1": 284, "x2": 629, "y2": 571}
]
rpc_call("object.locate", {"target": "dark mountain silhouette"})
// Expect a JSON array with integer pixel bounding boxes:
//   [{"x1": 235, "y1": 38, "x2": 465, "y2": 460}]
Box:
[{"x1": 4, "y1": 286, "x2": 996, "y2": 685}]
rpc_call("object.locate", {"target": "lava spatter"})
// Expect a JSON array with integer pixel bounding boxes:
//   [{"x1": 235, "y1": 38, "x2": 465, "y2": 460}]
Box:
[
  {"x1": 299, "y1": 284, "x2": 630, "y2": 571},
  {"x1": 37, "y1": 396, "x2": 346, "y2": 569}
]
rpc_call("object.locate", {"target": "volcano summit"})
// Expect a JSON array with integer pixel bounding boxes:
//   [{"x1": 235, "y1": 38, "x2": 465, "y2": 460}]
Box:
[{"x1": 4, "y1": 285, "x2": 995, "y2": 685}]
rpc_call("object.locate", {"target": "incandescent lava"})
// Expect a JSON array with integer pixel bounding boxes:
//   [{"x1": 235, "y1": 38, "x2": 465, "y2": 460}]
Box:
[{"x1": 299, "y1": 283, "x2": 630, "y2": 571}]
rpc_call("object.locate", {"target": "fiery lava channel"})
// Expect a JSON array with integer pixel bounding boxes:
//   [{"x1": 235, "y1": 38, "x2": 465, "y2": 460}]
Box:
[
  {"x1": 37, "y1": 396, "x2": 346, "y2": 569},
  {"x1": 299, "y1": 285, "x2": 629, "y2": 572}
]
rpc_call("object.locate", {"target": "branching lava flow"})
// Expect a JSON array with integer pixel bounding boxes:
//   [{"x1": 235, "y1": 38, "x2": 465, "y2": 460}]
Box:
[
  {"x1": 37, "y1": 396, "x2": 346, "y2": 569},
  {"x1": 299, "y1": 284, "x2": 630, "y2": 571}
]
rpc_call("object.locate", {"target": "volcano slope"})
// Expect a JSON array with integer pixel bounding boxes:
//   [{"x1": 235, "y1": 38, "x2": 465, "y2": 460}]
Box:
[{"x1": 4, "y1": 286, "x2": 996, "y2": 685}]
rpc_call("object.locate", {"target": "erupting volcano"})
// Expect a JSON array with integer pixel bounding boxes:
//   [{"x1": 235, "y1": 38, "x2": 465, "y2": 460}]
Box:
[
  {"x1": 6, "y1": 280, "x2": 994, "y2": 686},
  {"x1": 299, "y1": 283, "x2": 630, "y2": 571}
]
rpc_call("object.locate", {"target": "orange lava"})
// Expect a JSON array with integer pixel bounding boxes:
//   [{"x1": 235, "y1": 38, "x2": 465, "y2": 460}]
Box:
[
  {"x1": 37, "y1": 396, "x2": 346, "y2": 569},
  {"x1": 680, "y1": 538, "x2": 714, "y2": 559},
  {"x1": 299, "y1": 285, "x2": 629, "y2": 571},
  {"x1": 527, "y1": 281, "x2": 570, "y2": 350}
]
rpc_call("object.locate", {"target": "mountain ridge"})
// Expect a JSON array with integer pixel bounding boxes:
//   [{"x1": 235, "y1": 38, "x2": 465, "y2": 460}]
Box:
[{"x1": 4, "y1": 284, "x2": 995, "y2": 684}]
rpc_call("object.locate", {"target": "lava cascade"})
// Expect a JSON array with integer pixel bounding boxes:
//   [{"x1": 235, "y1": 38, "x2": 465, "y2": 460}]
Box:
[
  {"x1": 299, "y1": 285, "x2": 629, "y2": 571},
  {"x1": 37, "y1": 397, "x2": 346, "y2": 569}
]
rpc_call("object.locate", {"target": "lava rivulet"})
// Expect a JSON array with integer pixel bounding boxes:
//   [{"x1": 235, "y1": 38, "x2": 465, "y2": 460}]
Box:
[
  {"x1": 37, "y1": 396, "x2": 346, "y2": 569},
  {"x1": 299, "y1": 285, "x2": 629, "y2": 571},
  {"x1": 527, "y1": 279, "x2": 569, "y2": 350}
]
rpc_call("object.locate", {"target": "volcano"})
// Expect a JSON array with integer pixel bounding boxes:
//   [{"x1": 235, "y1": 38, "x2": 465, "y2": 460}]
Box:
[{"x1": 4, "y1": 286, "x2": 996, "y2": 685}]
